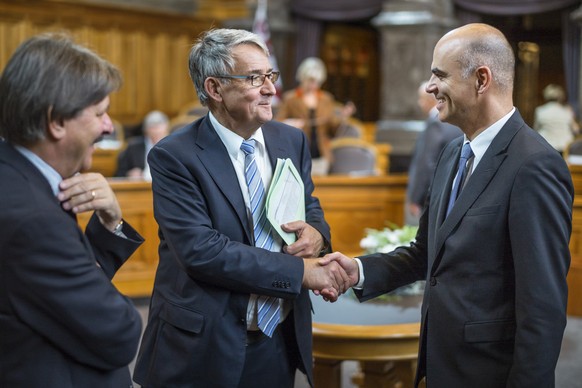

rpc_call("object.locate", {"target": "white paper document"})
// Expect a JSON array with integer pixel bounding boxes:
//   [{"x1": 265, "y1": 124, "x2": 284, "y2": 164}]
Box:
[{"x1": 266, "y1": 158, "x2": 305, "y2": 245}]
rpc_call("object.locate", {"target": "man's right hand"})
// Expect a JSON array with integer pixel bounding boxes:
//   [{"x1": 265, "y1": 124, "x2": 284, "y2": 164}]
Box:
[
  {"x1": 302, "y1": 258, "x2": 350, "y2": 302},
  {"x1": 319, "y1": 252, "x2": 360, "y2": 290}
]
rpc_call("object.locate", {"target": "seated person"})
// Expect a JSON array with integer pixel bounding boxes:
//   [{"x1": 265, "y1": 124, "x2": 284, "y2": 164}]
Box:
[
  {"x1": 115, "y1": 110, "x2": 169, "y2": 179},
  {"x1": 276, "y1": 57, "x2": 355, "y2": 175}
]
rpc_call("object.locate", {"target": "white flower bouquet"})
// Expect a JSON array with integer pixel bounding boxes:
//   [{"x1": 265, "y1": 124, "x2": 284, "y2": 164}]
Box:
[{"x1": 359, "y1": 223, "x2": 425, "y2": 299}]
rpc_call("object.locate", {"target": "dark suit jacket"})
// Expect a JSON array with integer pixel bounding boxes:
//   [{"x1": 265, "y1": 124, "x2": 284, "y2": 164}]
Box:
[
  {"x1": 133, "y1": 116, "x2": 330, "y2": 387},
  {"x1": 357, "y1": 111, "x2": 572, "y2": 387},
  {"x1": 0, "y1": 141, "x2": 144, "y2": 387},
  {"x1": 115, "y1": 136, "x2": 146, "y2": 177},
  {"x1": 407, "y1": 111, "x2": 462, "y2": 207}
]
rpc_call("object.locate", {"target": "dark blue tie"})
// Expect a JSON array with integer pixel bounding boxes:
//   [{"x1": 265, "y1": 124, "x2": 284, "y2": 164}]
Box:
[
  {"x1": 446, "y1": 142, "x2": 473, "y2": 216},
  {"x1": 240, "y1": 139, "x2": 281, "y2": 337}
]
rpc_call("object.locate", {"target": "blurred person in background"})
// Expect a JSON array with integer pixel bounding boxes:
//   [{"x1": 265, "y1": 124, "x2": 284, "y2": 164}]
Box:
[
  {"x1": 276, "y1": 57, "x2": 355, "y2": 175},
  {"x1": 534, "y1": 83, "x2": 579, "y2": 155},
  {"x1": 115, "y1": 109, "x2": 169, "y2": 179},
  {"x1": 406, "y1": 80, "x2": 462, "y2": 225}
]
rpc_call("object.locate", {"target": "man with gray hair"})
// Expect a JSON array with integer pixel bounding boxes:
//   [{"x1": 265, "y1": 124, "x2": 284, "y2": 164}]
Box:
[{"x1": 134, "y1": 28, "x2": 349, "y2": 387}]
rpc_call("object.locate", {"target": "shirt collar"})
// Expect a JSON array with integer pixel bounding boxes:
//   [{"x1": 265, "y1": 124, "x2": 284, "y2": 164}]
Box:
[
  {"x1": 14, "y1": 145, "x2": 62, "y2": 196},
  {"x1": 208, "y1": 111, "x2": 266, "y2": 158},
  {"x1": 465, "y1": 107, "x2": 516, "y2": 168}
]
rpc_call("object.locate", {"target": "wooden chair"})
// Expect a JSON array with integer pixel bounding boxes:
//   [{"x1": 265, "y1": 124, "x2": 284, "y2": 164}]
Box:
[
  {"x1": 329, "y1": 137, "x2": 391, "y2": 176},
  {"x1": 178, "y1": 100, "x2": 208, "y2": 117},
  {"x1": 335, "y1": 117, "x2": 363, "y2": 138}
]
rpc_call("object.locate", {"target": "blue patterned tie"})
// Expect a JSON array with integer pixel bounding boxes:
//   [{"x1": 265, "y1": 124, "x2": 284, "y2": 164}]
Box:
[
  {"x1": 446, "y1": 142, "x2": 473, "y2": 216},
  {"x1": 241, "y1": 139, "x2": 281, "y2": 337}
]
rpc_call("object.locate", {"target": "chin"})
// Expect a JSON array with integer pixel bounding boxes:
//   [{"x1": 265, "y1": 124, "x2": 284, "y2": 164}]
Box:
[{"x1": 81, "y1": 156, "x2": 93, "y2": 172}]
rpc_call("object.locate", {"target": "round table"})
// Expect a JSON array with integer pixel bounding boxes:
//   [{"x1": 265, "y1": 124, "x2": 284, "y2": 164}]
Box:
[{"x1": 311, "y1": 290, "x2": 422, "y2": 388}]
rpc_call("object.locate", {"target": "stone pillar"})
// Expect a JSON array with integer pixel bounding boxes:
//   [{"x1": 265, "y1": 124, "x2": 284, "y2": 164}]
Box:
[{"x1": 372, "y1": 0, "x2": 456, "y2": 172}]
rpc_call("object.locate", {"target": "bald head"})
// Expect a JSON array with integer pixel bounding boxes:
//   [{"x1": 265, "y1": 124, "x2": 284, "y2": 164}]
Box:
[{"x1": 437, "y1": 23, "x2": 515, "y2": 95}]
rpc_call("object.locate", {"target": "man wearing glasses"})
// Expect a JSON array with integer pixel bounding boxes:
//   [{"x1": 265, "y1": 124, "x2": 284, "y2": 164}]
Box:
[{"x1": 133, "y1": 28, "x2": 349, "y2": 388}]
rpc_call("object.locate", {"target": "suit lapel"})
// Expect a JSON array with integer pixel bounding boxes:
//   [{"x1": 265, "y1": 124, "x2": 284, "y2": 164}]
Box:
[
  {"x1": 432, "y1": 111, "x2": 524, "y2": 271},
  {"x1": 262, "y1": 122, "x2": 288, "y2": 168},
  {"x1": 194, "y1": 117, "x2": 253, "y2": 243}
]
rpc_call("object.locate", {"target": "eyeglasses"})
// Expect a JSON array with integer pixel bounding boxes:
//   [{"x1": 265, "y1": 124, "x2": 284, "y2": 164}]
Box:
[{"x1": 213, "y1": 71, "x2": 280, "y2": 87}]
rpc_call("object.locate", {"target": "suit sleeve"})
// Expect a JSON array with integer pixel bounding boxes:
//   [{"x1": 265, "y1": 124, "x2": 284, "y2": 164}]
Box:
[
  {"x1": 5, "y1": 210, "x2": 143, "y2": 370},
  {"x1": 85, "y1": 212, "x2": 144, "y2": 279},
  {"x1": 148, "y1": 139, "x2": 306, "y2": 299},
  {"x1": 507, "y1": 150, "x2": 572, "y2": 386}
]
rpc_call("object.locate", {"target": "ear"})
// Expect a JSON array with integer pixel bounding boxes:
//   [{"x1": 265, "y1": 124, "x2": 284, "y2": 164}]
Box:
[
  {"x1": 475, "y1": 66, "x2": 492, "y2": 94},
  {"x1": 46, "y1": 107, "x2": 66, "y2": 141},
  {"x1": 204, "y1": 77, "x2": 223, "y2": 103}
]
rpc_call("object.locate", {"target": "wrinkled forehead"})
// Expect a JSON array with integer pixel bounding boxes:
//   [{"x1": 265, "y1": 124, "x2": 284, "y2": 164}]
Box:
[{"x1": 231, "y1": 43, "x2": 271, "y2": 71}]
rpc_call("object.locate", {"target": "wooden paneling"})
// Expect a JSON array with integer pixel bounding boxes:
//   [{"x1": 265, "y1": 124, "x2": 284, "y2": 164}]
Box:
[
  {"x1": 568, "y1": 164, "x2": 582, "y2": 316},
  {"x1": 0, "y1": 0, "x2": 212, "y2": 124}
]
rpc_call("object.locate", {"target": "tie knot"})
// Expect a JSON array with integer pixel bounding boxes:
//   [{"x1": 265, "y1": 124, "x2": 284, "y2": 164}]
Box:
[
  {"x1": 460, "y1": 142, "x2": 473, "y2": 160},
  {"x1": 241, "y1": 139, "x2": 256, "y2": 156}
]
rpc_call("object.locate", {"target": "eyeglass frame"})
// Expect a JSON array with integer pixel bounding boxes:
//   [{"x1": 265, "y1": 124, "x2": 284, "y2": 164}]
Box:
[{"x1": 212, "y1": 71, "x2": 280, "y2": 87}]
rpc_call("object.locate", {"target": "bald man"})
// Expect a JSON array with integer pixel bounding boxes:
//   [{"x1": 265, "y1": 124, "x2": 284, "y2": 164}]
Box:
[{"x1": 324, "y1": 23, "x2": 573, "y2": 387}]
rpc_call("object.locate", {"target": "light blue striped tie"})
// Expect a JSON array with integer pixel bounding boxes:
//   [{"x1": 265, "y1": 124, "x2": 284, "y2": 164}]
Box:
[{"x1": 241, "y1": 139, "x2": 281, "y2": 337}]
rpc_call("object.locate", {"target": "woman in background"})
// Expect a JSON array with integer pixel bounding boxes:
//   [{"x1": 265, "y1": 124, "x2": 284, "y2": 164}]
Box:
[
  {"x1": 276, "y1": 57, "x2": 355, "y2": 175},
  {"x1": 534, "y1": 84, "x2": 579, "y2": 154}
]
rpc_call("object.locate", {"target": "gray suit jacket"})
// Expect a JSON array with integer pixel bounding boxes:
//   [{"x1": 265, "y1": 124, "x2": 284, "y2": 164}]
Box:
[
  {"x1": 357, "y1": 110, "x2": 572, "y2": 387},
  {"x1": 407, "y1": 110, "x2": 462, "y2": 208},
  {"x1": 134, "y1": 115, "x2": 330, "y2": 387}
]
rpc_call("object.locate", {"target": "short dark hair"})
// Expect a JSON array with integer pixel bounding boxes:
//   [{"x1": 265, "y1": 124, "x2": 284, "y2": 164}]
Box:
[{"x1": 0, "y1": 32, "x2": 122, "y2": 145}]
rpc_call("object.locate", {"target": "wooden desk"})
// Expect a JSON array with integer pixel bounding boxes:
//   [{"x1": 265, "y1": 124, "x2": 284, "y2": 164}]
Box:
[
  {"x1": 311, "y1": 293, "x2": 421, "y2": 388},
  {"x1": 313, "y1": 175, "x2": 407, "y2": 256},
  {"x1": 77, "y1": 179, "x2": 157, "y2": 297},
  {"x1": 568, "y1": 165, "x2": 582, "y2": 316},
  {"x1": 89, "y1": 148, "x2": 121, "y2": 177}
]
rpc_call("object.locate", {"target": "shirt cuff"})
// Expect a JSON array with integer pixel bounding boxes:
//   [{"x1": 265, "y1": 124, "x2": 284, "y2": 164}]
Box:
[{"x1": 353, "y1": 257, "x2": 365, "y2": 289}]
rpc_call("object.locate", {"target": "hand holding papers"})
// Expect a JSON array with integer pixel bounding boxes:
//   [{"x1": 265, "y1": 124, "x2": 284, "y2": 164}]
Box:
[{"x1": 266, "y1": 158, "x2": 305, "y2": 245}]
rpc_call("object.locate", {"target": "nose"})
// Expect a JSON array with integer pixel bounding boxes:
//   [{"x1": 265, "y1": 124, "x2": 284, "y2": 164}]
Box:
[
  {"x1": 425, "y1": 78, "x2": 437, "y2": 95},
  {"x1": 261, "y1": 76, "x2": 277, "y2": 95},
  {"x1": 102, "y1": 113, "x2": 114, "y2": 134}
]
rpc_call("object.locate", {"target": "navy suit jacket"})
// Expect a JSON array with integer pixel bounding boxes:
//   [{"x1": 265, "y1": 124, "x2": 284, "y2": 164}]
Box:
[
  {"x1": 115, "y1": 136, "x2": 146, "y2": 177},
  {"x1": 357, "y1": 111, "x2": 573, "y2": 387},
  {"x1": 0, "y1": 141, "x2": 144, "y2": 387},
  {"x1": 134, "y1": 116, "x2": 330, "y2": 387}
]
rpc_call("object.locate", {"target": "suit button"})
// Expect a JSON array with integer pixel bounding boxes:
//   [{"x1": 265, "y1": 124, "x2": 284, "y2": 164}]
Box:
[{"x1": 430, "y1": 277, "x2": 437, "y2": 286}]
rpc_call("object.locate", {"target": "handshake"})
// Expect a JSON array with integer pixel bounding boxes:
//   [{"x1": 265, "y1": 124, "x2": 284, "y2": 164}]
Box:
[{"x1": 302, "y1": 252, "x2": 360, "y2": 302}]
